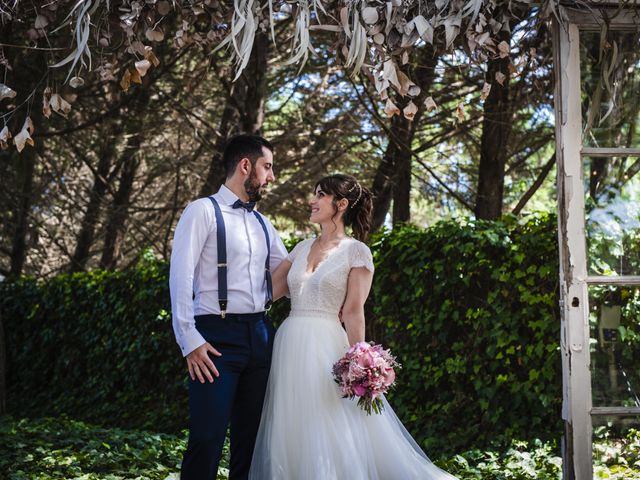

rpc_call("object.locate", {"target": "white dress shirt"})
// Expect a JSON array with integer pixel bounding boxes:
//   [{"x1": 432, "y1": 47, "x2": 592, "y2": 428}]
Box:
[{"x1": 170, "y1": 185, "x2": 288, "y2": 356}]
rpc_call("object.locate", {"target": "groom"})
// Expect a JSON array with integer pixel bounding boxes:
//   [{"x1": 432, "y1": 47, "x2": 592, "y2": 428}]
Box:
[{"x1": 169, "y1": 135, "x2": 287, "y2": 479}]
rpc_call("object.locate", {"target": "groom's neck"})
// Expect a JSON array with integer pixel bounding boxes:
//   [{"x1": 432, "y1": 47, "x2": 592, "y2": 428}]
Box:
[{"x1": 224, "y1": 178, "x2": 249, "y2": 202}]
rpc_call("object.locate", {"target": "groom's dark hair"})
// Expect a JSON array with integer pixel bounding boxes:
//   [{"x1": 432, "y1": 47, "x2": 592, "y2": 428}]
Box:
[{"x1": 223, "y1": 134, "x2": 274, "y2": 178}]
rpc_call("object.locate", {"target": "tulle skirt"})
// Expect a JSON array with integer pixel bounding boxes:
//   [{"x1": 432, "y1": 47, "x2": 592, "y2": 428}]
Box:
[{"x1": 249, "y1": 311, "x2": 458, "y2": 480}]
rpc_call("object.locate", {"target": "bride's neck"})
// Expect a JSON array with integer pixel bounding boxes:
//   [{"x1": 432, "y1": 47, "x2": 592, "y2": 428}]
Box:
[{"x1": 318, "y1": 222, "x2": 346, "y2": 244}]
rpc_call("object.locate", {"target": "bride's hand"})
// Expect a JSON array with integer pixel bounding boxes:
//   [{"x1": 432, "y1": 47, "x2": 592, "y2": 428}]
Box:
[{"x1": 186, "y1": 342, "x2": 222, "y2": 383}]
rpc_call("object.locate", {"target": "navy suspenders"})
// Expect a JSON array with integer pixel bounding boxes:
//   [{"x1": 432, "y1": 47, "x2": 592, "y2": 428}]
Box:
[
  {"x1": 208, "y1": 196, "x2": 273, "y2": 317},
  {"x1": 252, "y1": 212, "x2": 274, "y2": 310},
  {"x1": 208, "y1": 197, "x2": 228, "y2": 317}
]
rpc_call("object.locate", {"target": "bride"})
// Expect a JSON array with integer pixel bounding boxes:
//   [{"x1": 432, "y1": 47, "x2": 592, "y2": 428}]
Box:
[{"x1": 249, "y1": 174, "x2": 458, "y2": 479}]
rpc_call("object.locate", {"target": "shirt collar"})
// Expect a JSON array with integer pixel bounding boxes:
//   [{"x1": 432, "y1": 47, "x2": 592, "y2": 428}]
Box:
[{"x1": 216, "y1": 184, "x2": 240, "y2": 206}]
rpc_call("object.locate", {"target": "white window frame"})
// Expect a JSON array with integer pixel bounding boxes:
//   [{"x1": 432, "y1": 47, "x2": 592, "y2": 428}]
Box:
[{"x1": 553, "y1": 6, "x2": 640, "y2": 479}]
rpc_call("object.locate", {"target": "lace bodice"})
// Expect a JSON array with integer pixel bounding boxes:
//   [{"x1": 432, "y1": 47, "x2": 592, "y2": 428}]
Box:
[{"x1": 286, "y1": 238, "x2": 374, "y2": 318}]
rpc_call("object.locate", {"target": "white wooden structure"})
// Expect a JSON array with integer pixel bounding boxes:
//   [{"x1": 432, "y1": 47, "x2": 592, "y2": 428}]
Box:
[{"x1": 553, "y1": 4, "x2": 640, "y2": 478}]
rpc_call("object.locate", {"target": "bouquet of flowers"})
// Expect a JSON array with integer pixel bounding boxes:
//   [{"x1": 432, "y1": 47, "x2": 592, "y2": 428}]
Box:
[{"x1": 331, "y1": 341, "x2": 401, "y2": 415}]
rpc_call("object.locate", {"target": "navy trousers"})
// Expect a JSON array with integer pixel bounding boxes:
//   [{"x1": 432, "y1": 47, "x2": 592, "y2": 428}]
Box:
[{"x1": 180, "y1": 312, "x2": 275, "y2": 480}]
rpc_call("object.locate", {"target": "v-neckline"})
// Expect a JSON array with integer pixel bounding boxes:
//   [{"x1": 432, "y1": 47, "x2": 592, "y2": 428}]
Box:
[{"x1": 304, "y1": 237, "x2": 348, "y2": 275}]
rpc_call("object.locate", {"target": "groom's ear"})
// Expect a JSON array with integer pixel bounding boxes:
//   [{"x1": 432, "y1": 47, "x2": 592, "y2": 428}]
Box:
[{"x1": 238, "y1": 158, "x2": 252, "y2": 176}]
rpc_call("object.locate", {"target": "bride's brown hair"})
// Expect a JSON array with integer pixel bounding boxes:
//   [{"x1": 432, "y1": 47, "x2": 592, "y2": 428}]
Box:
[{"x1": 314, "y1": 174, "x2": 373, "y2": 242}]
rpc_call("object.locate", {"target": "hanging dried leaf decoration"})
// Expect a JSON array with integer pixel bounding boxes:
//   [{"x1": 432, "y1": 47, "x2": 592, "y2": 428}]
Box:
[
  {"x1": 157, "y1": 0, "x2": 172, "y2": 16},
  {"x1": 121, "y1": 69, "x2": 132, "y2": 91},
  {"x1": 424, "y1": 96, "x2": 437, "y2": 112},
  {"x1": 361, "y1": 7, "x2": 379, "y2": 25},
  {"x1": 135, "y1": 60, "x2": 151, "y2": 77},
  {"x1": 144, "y1": 46, "x2": 160, "y2": 67},
  {"x1": 495, "y1": 71, "x2": 506, "y2": 85},
  {"x1": 49, "y1": 93, "x2": 72, "y2": 117},
  {"x1": 69, "y1": 76, "x2": 84, "y2": 88},
  {"x1": 480, "y1": 82, "x2": 492, "y2": 101},
  {"x1": 497, "y1": 40, "x2": 510, "y2": 58},
  {"x1": 42, "y1": 87, "x2": 52, "y2": 118},
  {"x1": 384, "y1": 98, "x2": 400, "y2": 117},
  {"x1": 403, "y1": 101, "x2": 418, "y2": 120},
  {"x1": 0, "y1": 84, "x2": 17, "y2": 101},
  {"x1": 0, "y1": 126, "x2": 11, "y2": 150},
  {"x1": 14, "y1": 117, "x2": 34, "y2": 153},
  {"x1": 130, "y1": 68, "x2": 142, "y2": 84},
  {"x1": 145, "y1": 29, "x2": 165, "y2": 42}
]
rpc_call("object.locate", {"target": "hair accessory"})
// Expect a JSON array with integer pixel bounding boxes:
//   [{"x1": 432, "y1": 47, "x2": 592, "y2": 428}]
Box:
[{"x1": 349, "y1": 181, "x2": 362, "y2": 209}]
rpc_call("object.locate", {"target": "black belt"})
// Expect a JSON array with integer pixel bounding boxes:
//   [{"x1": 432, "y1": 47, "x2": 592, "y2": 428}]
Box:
[{"x1": 195, "y1": 312, "x2": 266, "y2": 324}]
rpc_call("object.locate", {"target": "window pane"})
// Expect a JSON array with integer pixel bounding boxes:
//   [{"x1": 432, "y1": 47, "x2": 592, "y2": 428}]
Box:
[
  {"x1": 584, "y1": 156, "x2": 640, "y2": 276},
  {"x1": 592, "y1": 416, "x2": 640, "y2": 476},
  {"x1": 580, "y1": 30, "x2": 640, "y2": 148},
  {"x1": 589, "y1": 285, "x2": 640, "y2": 407}
]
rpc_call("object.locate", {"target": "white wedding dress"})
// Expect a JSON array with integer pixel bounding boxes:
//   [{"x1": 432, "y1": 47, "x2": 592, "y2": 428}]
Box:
[{"x1": 249, "y1": 238, "x2": 458, "y2": 480}]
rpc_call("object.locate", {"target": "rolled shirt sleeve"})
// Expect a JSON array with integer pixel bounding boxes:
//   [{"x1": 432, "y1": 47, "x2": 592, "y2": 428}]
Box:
[{"x1": 169, "y1": 199, "x2": 212, "y2": 357}]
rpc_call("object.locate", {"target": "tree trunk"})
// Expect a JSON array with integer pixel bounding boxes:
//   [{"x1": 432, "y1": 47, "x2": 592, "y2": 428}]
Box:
[
  {"x1": 5, "y1": 37, "x2": 46, "y2": 277},
  {"x1": 69, "y1": 127, "x2": 120, "y2": 272},
  {"x1": 240, "y1": 31, "x2": 269, "y2": 135},
  {"x1": 199, "y1": 31, "x2": 270, "y2": 198},
  {"x1": 99, "y1": 131, "x2": 142, "y2": 270},
  {"x1": 475, "y1": 29, "x2": 513, "y2": 220},
  {"x1": 99, "y1": 91, "x2": 149, "y2": 270},
  {"x1": 391, "y1": 124, "x2": 413, "y2": 224},
  {"x1": 370, "y1": 152, "x2": 396, "y2": 231},
  {"x1": 198, "y1": 100, "x2": 236, "y2": 198},
  {"x1": 9, "y1": 146, "x2": 36, "y2": 276}
]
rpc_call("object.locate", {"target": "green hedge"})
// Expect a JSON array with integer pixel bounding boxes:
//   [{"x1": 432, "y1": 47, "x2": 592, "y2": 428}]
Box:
[
  {"x1": 0, "y1": 255, "x2": 185, "y2": 431},
  {"x1": 1, "y1": 214, "x2": 562, "y2": 455},
  {"x1": 369, "y1": 214, "x2": 561, "y2": 456}
]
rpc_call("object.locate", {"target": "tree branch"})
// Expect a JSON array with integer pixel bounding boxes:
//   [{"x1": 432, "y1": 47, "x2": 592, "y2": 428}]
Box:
[{"x1": 512, "y1": 151, "x2": 556, "y2": 215}]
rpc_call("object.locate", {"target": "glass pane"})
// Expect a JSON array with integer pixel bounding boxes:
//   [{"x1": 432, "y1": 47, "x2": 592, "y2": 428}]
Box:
[
  {"x1": 592, "y1": 416, "x2": 640, "y2": 477},
  {"x1": 585, "y1": 156, "x2": 640, "y2": 276},
  {"x1": 589, "y1": 285, "x2": 640, "y2": 407},
  {"x1": 580, "y1": 30, "x2": 640, "y2": 148}
]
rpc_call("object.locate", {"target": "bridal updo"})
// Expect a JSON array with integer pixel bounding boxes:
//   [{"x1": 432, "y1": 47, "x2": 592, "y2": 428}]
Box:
[{"x1": 314, "y1": 174, "x2": 373, "y2": 242}]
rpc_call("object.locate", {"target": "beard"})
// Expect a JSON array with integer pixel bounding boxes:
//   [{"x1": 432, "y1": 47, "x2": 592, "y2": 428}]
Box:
[{"x1": 244, "y1": 171, "x2": 266, "y2": 202}]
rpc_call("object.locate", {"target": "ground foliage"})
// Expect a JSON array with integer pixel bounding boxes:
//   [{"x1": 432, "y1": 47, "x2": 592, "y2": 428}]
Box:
[{"x1": 1, "y1": 415, "x2": 639, "y2": 479}]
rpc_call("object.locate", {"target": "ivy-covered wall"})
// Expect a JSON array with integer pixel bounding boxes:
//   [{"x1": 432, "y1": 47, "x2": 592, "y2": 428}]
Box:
[
  {"x1": 1, "y1": 214, "x2": 563, "y2": 456},
  {"x1": 369, "y1": 215, "x2": 561, "y2": 455}
]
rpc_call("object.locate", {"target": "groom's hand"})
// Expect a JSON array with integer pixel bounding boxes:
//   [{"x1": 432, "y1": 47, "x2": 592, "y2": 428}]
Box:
[{"x1": 186, "y1": 342, "x2": 222, "y2": 383}]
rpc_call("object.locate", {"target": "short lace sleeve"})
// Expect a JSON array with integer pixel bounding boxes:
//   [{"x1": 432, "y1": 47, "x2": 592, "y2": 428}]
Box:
[
  {"x1": 287, "y1": 238, "x2": 311, "y2": 263},
  {"x1": 349, "y1": 240, "x2": 374, "y2": 272}
]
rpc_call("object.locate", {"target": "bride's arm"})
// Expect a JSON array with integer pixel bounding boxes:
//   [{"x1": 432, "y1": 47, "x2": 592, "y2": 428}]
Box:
[
  {"x1": 341, "y1": 266, "x2": 374, "y2": 345},
  {"x1": 272, "y1": 259, "x2": 292, "y2": 302}
]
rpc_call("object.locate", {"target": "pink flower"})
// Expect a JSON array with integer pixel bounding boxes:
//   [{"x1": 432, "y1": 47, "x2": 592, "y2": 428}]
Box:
[
  {"x1": 353, "y1": 384, "x2": 367, "y2": 396},
  {"x1": 332, "y1": 342, "x2": 401, "y2": 415}
]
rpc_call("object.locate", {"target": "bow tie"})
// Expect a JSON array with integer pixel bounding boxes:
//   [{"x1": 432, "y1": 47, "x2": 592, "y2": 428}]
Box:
[{"x1": 232, "y1": 199, "x2": 256, "y2": 212}]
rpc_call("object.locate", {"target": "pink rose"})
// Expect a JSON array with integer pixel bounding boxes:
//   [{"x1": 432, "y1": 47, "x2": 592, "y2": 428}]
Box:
[{"x1": 353, "y1": 384, "x2": 367, "y2": 396}]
